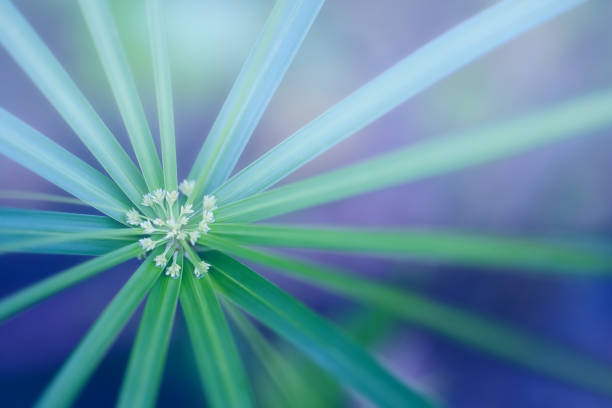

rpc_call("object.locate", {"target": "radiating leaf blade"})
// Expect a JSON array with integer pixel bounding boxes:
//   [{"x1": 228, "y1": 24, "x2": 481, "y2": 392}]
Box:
[
  {"x1": 214, "y1": 0, "x2": 587, "y2": 203},
  {"x1": 117, "y1": 253, "x2": 181, "y2": 408},
  {"x1": 207, "y1": 251, "x2": 435, "y2": 408},
  {"x1": 79, "y1": 0, "x2": 163, "y2": 191},
  {"x1": 208, "y1": 238, "x2": 612, "y2": 396},
  {"x1": 180, "y1": 262, "x2": 253, "y2": 408},
  {"x1": 211, "y1": 224, "x2": 612, "y2": 273},
  {"x1": 0, "y1": 109, "x2": 131, "y2": 221},
  {"x1": 36, "y1": 251, "x2": 163, "y2": 408},
  {"x1": 187, "y1": 0, "x2": 324, "y2": 202},
  {"x1": 0, "y1": 0, "x2": 149, "y2": 207},
  {"x1": 146, "y1": 0, "x2": 177, "y2": 191},
  {"x1": 0, "y1": 243, "x2": 140, "y2": 322},
  {"x1": 215, "y1": 89, "x2": 612, "y2": 222}
]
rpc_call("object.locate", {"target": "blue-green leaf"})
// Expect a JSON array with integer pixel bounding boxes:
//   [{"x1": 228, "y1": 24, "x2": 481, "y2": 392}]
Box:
[
  {"x1": 214, "y1": 0, "x2": 586, "y2": 203},
  {"x1": 207, "y1": 238, "x2": 612, "y2": 396},
  {"x1": 208, "y1": 251, "x2": 435, "y2": 408},
  {"x1": 211, "y1": 223, "x2": 612, "y2": 273},
  {"x1": 117, "y1": 252, "x2": 181, "y2": 408},
  {"x1": 0, "y1": 243, "x2": 140, "y2": 322},
  {"x1": 215, "y1": 89, "x2": 612, "y2": 222},
  {"x1": 187, "y1": 0, "x2": 324, "y2": 202},
  {"x1": 79, "y1": 0, "x2": 163, "y2": 191},
  {"x1": 0, "y1": 109, "x2": 130, "y2": 221},
  {"x1": 0, "y1": 0, "x2": 149, "y2": 208},
  {"x1": 146, "y1": 0, "x2": 177, "y2": 191},
  {"x1": 36, "y1": 250, "x2": 163, "y2": 408},
  {"x1": 180, "y1": 261, "x2": 254, "y2": 408}
]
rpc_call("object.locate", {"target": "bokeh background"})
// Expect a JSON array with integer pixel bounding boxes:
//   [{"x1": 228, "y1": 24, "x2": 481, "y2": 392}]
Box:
[{"x1": 1, "y1": 0, "x2": 612, "y2": 406}]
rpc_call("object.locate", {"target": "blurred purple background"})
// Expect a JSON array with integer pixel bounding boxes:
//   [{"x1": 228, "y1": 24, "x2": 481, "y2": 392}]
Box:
[{"x1": 1, "y1": 0, "x2": 612, "y2": 406}]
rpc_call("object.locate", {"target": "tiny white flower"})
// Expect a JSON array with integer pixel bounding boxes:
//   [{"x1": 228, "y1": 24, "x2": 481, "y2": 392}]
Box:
[
  {"x1": 142, "y1": 193, "x2": 154, "y2": 207},
  {"x1": 153, "y1": 218, "x2": 165, "y2": 226},
  {"x1": 152, "y1": 189, "x2": 166, "y2": 205},
  {"x1": 176, "y1": 230, "x2": 187, "y2": 240},
  {"x1": 154, "y1": 254, "x2": 168, "y2": 268},
  {"x1": 166, "y1": 190, "x2": 179, "y2": 206},
  {"x1": 198, "y1": 220, "x2": 210, "y2": 233},
  {"x1": 166, "y1": 262, "x2": 181, "y2": 279},
  {"x1": 126, "y1": 208, "x2": 141, "y2": 225},
  {"x1": 179, "y1": 179, "x2": 195, "y2": 196},
  {"x1": 180, "y1": 204, "x2": 194, "y2": 215},
  {"x1": 202, "y1": 195, "x2": 217, "y2": 211},
  {"x1": 202, "y1": 210, "x2": 215, "y2": 224},
  {"x1": 189, "y1": 231, "x2": 201, "y2": 245},
  {"x1": 140, "y1": 220, "x2": 155, "y2": 234},
  {"x1": 194, "y1": 261, "x2": 210, "y2": 278},
  {"x1": 177, "y1": 216, "x2": 188, "y2": 226},
  {"x1": 139, "y1": 238, "x2": 156, "y2": 251}
]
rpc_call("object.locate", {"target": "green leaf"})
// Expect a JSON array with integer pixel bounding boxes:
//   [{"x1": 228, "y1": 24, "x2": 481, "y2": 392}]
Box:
[
  {"x1": 0, "y1": 228, "x2": 140, "y2": 254},
  {"x1": 0, "y1": 109, "x2": 131, "y2": 221},
  {"x1": 207, "y1": 251, "x2": 435, "y2": 408},
  {"x1": 78, "y1": 0, "x2": 163, "y2": 191},
  {"x1": 211, "y1": 223, "x2": 612, "y2": 273},
  {"x1": 179, "y1": 261, "x2": 253, "y2": 408},
  {"x1": 215, "y1": 89, "x2": 612, "y2": 222},
  {"x1": 0, "y1": 208, "x2": 127, "y2": 255},
  {"x1": 117, "y1": 252, "x2": 181, "y2": 408},
  {"x1": 0, "y1": 0, "x2": 149, "y2": 208},
  {"x1": 223, "y1": 302, "x2": 295, "y2": 408},
  {"x1": 146, "y1": 0, "x2": 177, "y2": 191},
  {"x1": 0, "y1": 243, "x2": 140, "y2": 322},
  {"x1": 36, "y1": 250, "x2": 163, "y2": 408},
  {"x1": 187, "y1": 0, "x2": 324, "y2": 203},
  {"x1": 214, "y1": 0, "x2": 586, "y2": 203},
  {"x1": 0, "y1": 190, "x2": 88, "y2": 206},
  {"x1": 207, "y1": 237, "x2": 612, "y2": 396}
]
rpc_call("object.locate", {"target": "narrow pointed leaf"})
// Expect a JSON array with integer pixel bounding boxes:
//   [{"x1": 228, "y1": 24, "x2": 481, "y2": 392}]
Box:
[
  {"x1": 187, "y1": 0, "x2": 324, "y2": 202},
  {"x1": 224, "y1": 303, "x2": 295, "y2": 407},
  {"x1": 146, "y1": 0, "x2": 177, "y2": 191},
  {"x1": 211, "y1": 223, "x2": 612, "y2": 273},
  {"x1": 0, "y1": 190, "x2": 88, "y2": 206},
  {"x1": 79, "y1": 0, "x2": 163, "y2": 191},
  {"x1": 207, "y1": 251, "x2": 435, "y2": 408},
  {"x1": 117, "y1": 253, "x2": 181, "y2": 408},
  {"x1": 0, "y1": 228, "x2": 140, "y2": 254},
  {"x1": 0, "y1": 208, "x2": 128, "y2": 255},
  {"x1": 0, "y1": 243, "x2": 140, "y2": 322},
  {"x1": 36, "y1": 251, "x2": 163, "y2": 408},
  {"x1": 0, "y1": 109, "x2": 130, "y2": 221},
  {"x1": 180, "y1": 262, "x2": 254, "y2": 408},
  {"x1": 0, "y1": 0, "x2": 149, "y2": 207},
  {"x1": 214, "y1": 0, "x2": 586, "y2": 202},
  {"x1": 215, "y1": 89, "x2": 612, "y2": 222},
  {"x1": 0, "y1": 208, "x2": 122, "y2": 232},
  {"x1": 208, "y1": 238, "x2": 612, "y2": 396}
]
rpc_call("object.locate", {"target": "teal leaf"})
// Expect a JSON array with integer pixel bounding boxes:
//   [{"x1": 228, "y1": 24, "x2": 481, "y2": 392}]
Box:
[
  {"x1": 0, "y1": 109, "x2": 131, "y2": 221},
  {"x1": 207, "y1": 251, "x2": 436, "y2": 408},
  {"x1": 0, "y1": 0, "x2": 149, "y2": 208},
  {"x1": 208, "y1": 238, "x2": 612, "y2": 396},
  {"x1": 117, "y1": 252, "x2": 181, "y2": 408},
  {"x1": 187, "y1": 0, "x2": 324, "y2": 202},
  {"x1": 0, "y1": 243, "x2": 140, "y2": 322},
  {"x1": 215, "y1": 90, "x2": 612, "y2": 222},
  {"x1": 146, "y1": 0, "x2": 178, "y2": 191},
  {"x1": 214, "y1": 0, "x2": 586, "y2": 203},
  {"x1": 180, "y1": 261, "x2": 254, "y2": 408},
  {"x1": 36, "y1": 251, "x2": 163, "y2": 408},
  {"x1": 211, "y1": 223, "x2": 612, "y2": 273},
  {"x1": 79, "y1": 0, "x2": 163, "y2": 191}
]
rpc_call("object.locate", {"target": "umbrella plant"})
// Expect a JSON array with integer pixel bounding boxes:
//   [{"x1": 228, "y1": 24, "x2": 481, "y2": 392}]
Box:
[{"x1": 1, "y1": 0, "x2": 611, "y2": 406}]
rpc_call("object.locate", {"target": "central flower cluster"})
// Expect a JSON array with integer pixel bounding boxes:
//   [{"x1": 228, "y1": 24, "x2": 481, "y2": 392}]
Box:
[{"x1": 126, "y1": 179, "x2": 217, "y2": 279}]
